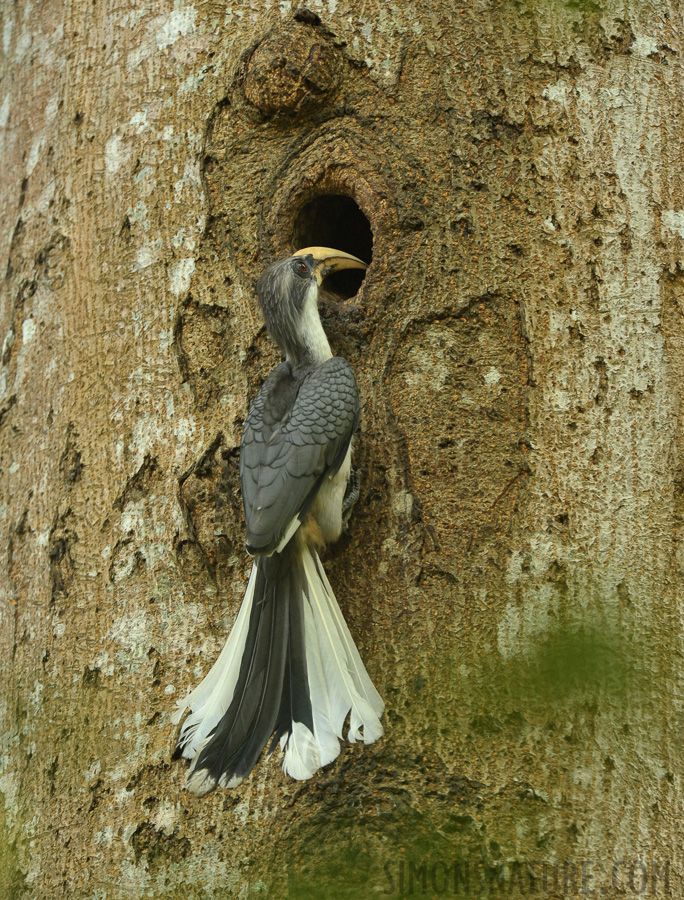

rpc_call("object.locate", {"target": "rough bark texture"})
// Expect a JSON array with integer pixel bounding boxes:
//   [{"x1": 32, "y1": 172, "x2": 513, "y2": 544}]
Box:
[{"x1": 1, "y1": 1, "x2": 683, "y2": 898}]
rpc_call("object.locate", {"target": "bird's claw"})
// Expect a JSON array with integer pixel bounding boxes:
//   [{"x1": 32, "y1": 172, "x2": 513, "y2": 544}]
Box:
[{"x1": 342, "y1": 468, "x2": 361, "y2": 530}]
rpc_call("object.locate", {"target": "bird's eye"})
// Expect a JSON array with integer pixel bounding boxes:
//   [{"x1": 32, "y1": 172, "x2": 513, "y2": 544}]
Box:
[{"x1": 296, "y1": 261, "x2": 308, "y2": 274}]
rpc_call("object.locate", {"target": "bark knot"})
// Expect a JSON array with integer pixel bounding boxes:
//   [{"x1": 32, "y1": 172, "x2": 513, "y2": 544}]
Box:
[{"x1": 243, "y1": 25, "x2": 340, "y2": 116}]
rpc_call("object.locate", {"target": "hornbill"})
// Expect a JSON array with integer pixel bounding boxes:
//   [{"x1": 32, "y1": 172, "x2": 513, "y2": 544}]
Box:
[{"x1": 173, "y1": 247, "x2": 384, "y2": 795}]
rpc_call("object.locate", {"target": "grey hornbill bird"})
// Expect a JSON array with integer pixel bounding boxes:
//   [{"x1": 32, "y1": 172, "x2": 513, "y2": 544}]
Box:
[{"x1": 173, "y1": 246, "x2": 384, "y2": 795}]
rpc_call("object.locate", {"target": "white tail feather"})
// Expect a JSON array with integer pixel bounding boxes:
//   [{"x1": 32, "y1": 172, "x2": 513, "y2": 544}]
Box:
[
  {"x1": 280, "y1": 576, "x2": 343, "y2": 778},
  {"x1": 299, "y1": 548, "x2": 383, "y2": 750},
  {"x1": 281, "y1": 721, "x2": 322, "y2": 780},
  {"x1": 173, "y1": 564, "x2": 257, "y2": 759},
  {"x1": 175, "y1": 547, "x2": 383, "y2": 786},
  {"x1": 280, "y1": 547, "x2": 383, "y2": 780},
  {"x1": 312, "y1": 554, "x2": 384, "y2": 741},
  {"x1": 301, "y1": 583, "x2": 346, "y2": 764}
]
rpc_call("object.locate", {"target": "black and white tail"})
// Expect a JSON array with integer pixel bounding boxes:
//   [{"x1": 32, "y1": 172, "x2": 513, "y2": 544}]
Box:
[{"x1": 173, "y1": 543, "x2": 384, "y2": 795}]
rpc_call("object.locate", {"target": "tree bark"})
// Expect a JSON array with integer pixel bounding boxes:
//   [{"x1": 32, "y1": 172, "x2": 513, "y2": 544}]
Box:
[{"x1": 1, "y1": 1, "x2": 683, "y2": 897}]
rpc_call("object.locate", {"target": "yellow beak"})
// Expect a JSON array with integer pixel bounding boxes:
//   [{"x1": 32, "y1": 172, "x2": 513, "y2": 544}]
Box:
[{"x1": 293, "y1": 246, "x2": 368, "y2": 285}]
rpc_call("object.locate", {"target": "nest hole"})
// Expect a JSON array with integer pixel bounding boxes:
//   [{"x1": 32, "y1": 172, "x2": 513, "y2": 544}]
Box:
[{"x1": 291, "y1": 194, "x2": 373, "y2": 299}]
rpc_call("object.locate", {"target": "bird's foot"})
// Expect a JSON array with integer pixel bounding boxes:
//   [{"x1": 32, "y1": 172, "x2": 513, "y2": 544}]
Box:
[{"x1": 342, "y1": 468, "x2": 361, "y2": 530}]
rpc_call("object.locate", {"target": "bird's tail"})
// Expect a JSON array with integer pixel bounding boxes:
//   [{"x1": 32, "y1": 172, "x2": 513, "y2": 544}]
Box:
[{"x1": 173, "y1": 541, "x2": 384, "y2": 795}]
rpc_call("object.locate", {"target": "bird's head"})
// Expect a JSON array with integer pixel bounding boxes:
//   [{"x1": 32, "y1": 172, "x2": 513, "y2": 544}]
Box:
[{"x1": 255, "y1": 247, "x2": 367, "y2": 366}]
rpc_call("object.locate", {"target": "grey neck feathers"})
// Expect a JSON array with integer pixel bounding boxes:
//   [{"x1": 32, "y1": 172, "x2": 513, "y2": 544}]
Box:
[
  {"x1": 275, "y1": 282, "x2": 331, "y2": 370},
  {"x1": 259, "y1": 272, "x2": 332, "y2": 370},
  {"x1": 293, "y1": 285, "x2": 332, "y2": 367}
]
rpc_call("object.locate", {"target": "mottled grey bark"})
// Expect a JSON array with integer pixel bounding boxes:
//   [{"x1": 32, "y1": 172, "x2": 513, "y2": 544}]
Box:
[{"x1": 1, "y1": 1, "x2": 683, "y2": 898}]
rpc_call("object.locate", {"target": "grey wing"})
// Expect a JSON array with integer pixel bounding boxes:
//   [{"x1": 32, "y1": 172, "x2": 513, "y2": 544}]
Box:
[
  {"x1": 239, "y1": 362, "x2": 294, "y2": 527},
  {"x1": 240, "y1": 357, "x2": 359, "y2": 555}
]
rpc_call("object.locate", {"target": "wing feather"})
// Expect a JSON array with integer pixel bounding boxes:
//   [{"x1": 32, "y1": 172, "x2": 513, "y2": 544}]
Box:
[{"x1": 240, "y1": 357, "x2": 359, "y2": 554}]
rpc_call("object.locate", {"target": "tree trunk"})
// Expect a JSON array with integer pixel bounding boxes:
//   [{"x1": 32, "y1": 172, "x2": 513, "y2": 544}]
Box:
[{"x1": 1, "y1": 1, "x2": 682, "y2": 897}]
